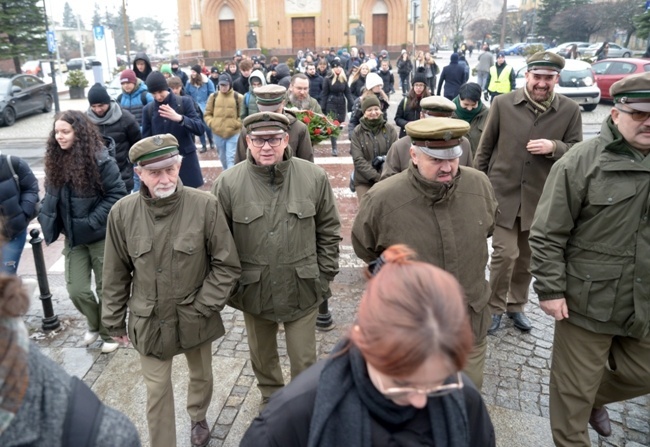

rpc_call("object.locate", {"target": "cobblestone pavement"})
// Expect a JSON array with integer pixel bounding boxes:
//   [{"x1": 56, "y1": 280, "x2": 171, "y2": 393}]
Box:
[{"x1": 9, "y1": 69, "x2": 650, "y2": 446}]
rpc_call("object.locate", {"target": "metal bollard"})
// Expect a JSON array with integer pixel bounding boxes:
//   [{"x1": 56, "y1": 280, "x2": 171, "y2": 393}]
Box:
[
  {"x1": 29, "y1": 229, "x2": 60, "y2": 331},
  {"x1": 316, "y1": 299, "x2": 335, "y2": 331}
]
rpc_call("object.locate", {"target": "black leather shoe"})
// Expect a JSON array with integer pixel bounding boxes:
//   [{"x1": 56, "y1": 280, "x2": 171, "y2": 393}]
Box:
[
  {"x1": 331, "y1": 148, "x2": 338, "y2": 156},
  {"x1": 507, "y1": 311, "x2": 532, "y2": 332},
  {"x1": 191, "y1": 419, "x2": 210, "y2": 447},
  {"x1": 488, "y1": 314, "x2": 502, "y2": 335},
  {"x1": 589, "y1": 407, "x2": 612, "y2": 437},
  {"x1": 199, "y1": 146, "x2": 207, "y2": 153}
]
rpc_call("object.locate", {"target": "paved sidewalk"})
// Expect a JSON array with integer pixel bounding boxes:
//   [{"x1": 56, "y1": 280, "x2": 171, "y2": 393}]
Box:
[{"x1": 12, "y1": 94, "x2": 650, "y2": 447}]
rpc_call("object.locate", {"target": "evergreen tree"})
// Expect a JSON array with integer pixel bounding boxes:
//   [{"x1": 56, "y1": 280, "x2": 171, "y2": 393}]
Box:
[
  {"x1": 536, "y1": 0, "x2": 589, "y2": 41},
  {"x1": 62, "y1": 2, "x2": 75, "y2": 28},
  {"x1": 0, "y1": 0, "x2": 47, "y2": 72},
  {"x1": 91, "y1": 3, "x2": 102, "y2": 27},
  {"x1": 634, "y1": 12, "x2": 650, "y2": 40}
]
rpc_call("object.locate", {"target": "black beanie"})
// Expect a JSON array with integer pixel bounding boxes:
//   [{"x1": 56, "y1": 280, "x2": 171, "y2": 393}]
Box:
[
  {"x1": 191, "y1": 64, "x2": 202, "y2": 74},
  {"x1": 412, "y1": 67, "x2": 427, "y2": 86},
  {"x1": 146, "y1": 71, "x2": 169, "y2": 93},
  {"x1": 87, "y1": 83, "x2": 111, "y2": 105}
]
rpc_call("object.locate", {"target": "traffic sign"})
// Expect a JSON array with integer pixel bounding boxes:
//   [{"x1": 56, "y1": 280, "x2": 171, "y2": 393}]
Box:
[
  {"x1": 46, "y1": 31, "x2": 56, "y2": 53},
  {"x1": 94, "y1": 26, "x2": 105, "y2": 41}
]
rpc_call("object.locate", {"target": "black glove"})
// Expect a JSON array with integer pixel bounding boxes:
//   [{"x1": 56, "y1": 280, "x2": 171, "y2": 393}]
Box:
[{"x1": 372, "y1": 155, "x2": 386, "y2": 171}]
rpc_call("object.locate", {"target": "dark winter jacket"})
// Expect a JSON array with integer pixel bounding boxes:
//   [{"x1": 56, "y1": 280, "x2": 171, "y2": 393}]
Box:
[
  {"x1": 38, "y1": 148, "x2": 127, "y2": 247},
  {"x1": 437, "y1": 58, "x2": 469, "y2": 100},
  {"x1": 394, "y1": 96, "x2": 422, "y2": 138},
  {"x1": 241, "y1": 347, "x2": 495, "y2": 447},
  {"x1": 132, "y1": 52, "x2": 152, "y2": 82},
  {"x1": 350, "y1": 75, "x2": 367, "y2": 99},
  {"x1": 86, "y1": 101, "x2": 141, "y2": 192},
  {"x1": 307, "y1": 73, "x2": 323, "y2": 101},
  {"x1": 141, "y1": 91, "x2": 206, "y2": 188},
  {"x1": 0, "y1": 346, "x2": 141, "y2": 447},
  {"x1": 377, "y1": 69, "x2": 394, "y2": 95},
  {"x1": 0, "y1": 154, "x2": 39, "y2": 239},
  {"x1": 320, "y1": 76, "x2": 354, "y2": 123},
  {"x1": 397, "y1": 57, "x2": 413, "y2": 76},
  {"x1": 274, "y1": 63, "x2": 292, "y2": 89},
  {"x1": 350, "y1": 117, "x2": 398, "y2": 187},
  {"x1": 233, "y1": 75, "x2": 251, "y2": 95},
  {"x1": 118, "y1": 79, "x2": 153, "y2": 127},
  {"x1": 171, "y1": 66, "x2": 189, "y2": 86}
]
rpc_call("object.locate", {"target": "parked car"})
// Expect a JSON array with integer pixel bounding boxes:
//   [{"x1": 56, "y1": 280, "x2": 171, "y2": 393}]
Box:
[
  {"x1": 514, "y1": 59, "x2": 601, "y2": 111},
  {"x1": 0, "y1": 73, "x2": 54, "y2": 126},
  {"x1": 105, "y1": 74, "x2": 122, "y2": 100},
  {"x1": 583, "y1": 42, "x2": 633, "y2": 59},
  {"x1": 66, "y1": 57, "x2": 96, "y2": 70},
  {"x1": 549, "y1": 42, "x2": 590, "y2": 58},
  {"x1": 503, "y1": 43, "x2": 526, "y2": 56},
  {"x1": 591, "y1": 58, "x2": 650, "y2": 101}
]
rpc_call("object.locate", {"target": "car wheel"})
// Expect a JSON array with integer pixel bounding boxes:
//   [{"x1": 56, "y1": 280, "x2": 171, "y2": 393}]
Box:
[
  {"x1": 43, "y1": 95, "x2": 53, "y2": 113},
  {"x1": 582, "y1": 104, "x2": 597, "y2": 112},
  {"x1": 622, "y1": 52, "x2": 631, "y2": 58},
  {"x1": 2, "y1": 107, "x2": 16, "y2": 127}
]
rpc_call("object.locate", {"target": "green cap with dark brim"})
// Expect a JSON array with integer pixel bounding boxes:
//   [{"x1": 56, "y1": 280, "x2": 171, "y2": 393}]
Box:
[
  {"x1": 129, "y1": 134, "x2": 180, "y2": 169},
  {"x1": 610, "y1": 72, "x2": 650, "y2": 112},
  {"x1": 406, "y1": 118, "x2": 469, "y2": 159},
  {"x1": 526, "y1": 51, "x2": 565, "y2": 75}
]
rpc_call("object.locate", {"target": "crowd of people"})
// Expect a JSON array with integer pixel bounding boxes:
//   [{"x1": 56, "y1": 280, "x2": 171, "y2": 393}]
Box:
[{"x1": 1, "y1": 42, "x2": 649, "y2": 447}]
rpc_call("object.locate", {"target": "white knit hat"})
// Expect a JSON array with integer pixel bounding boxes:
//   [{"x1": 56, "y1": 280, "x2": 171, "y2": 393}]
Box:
[{"x1": 365, "y1": 72, "x2": 383, "y2": 91}]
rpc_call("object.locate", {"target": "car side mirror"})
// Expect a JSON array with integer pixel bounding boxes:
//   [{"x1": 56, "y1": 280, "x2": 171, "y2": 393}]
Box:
[{"x1": 11, "y1": 85, "x2": 22, "y2": 94}]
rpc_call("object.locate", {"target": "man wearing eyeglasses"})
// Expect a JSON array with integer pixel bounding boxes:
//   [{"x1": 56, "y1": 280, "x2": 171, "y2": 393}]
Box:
[
  {"x1": 475, "y1": 51, "x2": 583, "y2": 335},
  {"x1": 529, "y1": 72, "x2": 650, "y2": 446},
  {"x1": 213, "y1": 112, "x2": 341, "y2": 410}
]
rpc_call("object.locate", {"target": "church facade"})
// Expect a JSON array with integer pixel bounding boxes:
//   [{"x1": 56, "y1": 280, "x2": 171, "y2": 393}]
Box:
[{"x1": 177, "y1": 0, "x2": 431, "y2": 59}]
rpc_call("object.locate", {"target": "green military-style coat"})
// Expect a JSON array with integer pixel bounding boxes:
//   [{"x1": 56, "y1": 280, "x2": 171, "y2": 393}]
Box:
[
  {"x1": 474, "y1": 88, "x2": 582, "y2": 231},
  {"x1": 214, "y1": 148, "x2": 341, "y2": 323},
  {"x1": 352, "y1": 163, "x2": 498, "y2": 340},
  {"x1": 530, "y1": 118, "x2": 650, "y2": 339},
  {"x1": 102, "y1": 181, "x2": 242, "y2": 360}
]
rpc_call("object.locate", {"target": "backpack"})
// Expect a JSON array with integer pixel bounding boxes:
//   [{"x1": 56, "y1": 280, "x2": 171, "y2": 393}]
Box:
[
  {"x1": 117, "y1": 90, "x2": 148, "y2": 106},
  {"x1": 4, "y1": 154, "x2": 19, "y2": 189},
  {"x1": 61, "y1": 376, "x2": 104, "y2": 446}
]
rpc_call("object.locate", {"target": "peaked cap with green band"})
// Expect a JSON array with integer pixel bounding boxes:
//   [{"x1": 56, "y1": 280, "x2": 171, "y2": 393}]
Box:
[
  {"x1": 129, "y1": 134, "x2": 179, "y2": 167},
  {"x1": 610, "y1": 72, "x2": 650, "y2": 112}
]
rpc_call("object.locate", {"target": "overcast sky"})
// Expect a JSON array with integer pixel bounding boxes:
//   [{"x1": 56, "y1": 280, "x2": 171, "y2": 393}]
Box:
[{"x1": 50, "y1": 0, "x2": 176, "y2": 30}]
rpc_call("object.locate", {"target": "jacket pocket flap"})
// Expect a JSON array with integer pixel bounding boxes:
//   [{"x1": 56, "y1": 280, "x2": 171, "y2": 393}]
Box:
[
  {"x1": 566, "y1": 262, "x2": 623, "y2": 281},
  {"x1": 240, "y1": 269, "x2": 262, "y2": 285},
  {"x1": 286, "y1": 201, "x2": 316, "y2": 219},
  {"x1": 233, "y1": 205, "x2": 264, "y2": 224},
  {"x1": 589, "y1": 183, "x2": 635, "y2": 206},
  {"x1": 173, "y1": 233, "x2": 204, "y2": 255},
  {"x1": 129, "y1": 298, "x2": 155, "y2": 317},
  {"x1": 127, "y1": 238, "x2": 153, "y2": 258},
  {"x1": 296, "y1": 264, "x2": 320, "y2": 279}
]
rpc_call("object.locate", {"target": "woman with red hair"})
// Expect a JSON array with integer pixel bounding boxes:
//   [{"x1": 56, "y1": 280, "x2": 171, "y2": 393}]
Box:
[{"x1": 241, "y1": 244, "x2": 495, "y2": 446}]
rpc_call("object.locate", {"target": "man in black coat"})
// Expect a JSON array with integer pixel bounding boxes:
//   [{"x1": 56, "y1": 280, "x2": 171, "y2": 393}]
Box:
[
  {"x1": 437, "y1": 53, "x2": 468, "y2": 100},
  {"x1": 305, "y1": 63, "x2": 323, "y2": 101},
  {"x1": 86, "y1": 83, "x2": 141, "y2": 192}
]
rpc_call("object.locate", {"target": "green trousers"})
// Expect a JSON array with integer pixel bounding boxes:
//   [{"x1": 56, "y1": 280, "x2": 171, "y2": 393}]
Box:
[
  {"x1": 549, "y1": 319, "x2": 650, "y2": 446},
  {"x1": 63, "y1": 239, "x2": 110, "y2": 341},
  {"x1": 243, "y1": 308, "x2": 318, "y2": 401}
]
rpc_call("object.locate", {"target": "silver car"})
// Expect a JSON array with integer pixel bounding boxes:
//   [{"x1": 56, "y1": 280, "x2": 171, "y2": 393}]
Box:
[
  {"x1": 514, "y1": 59, "x2": 601, "y2": 111},
  {"x1": 583, "y1": 42, "x2": 633, "y2": 59}
]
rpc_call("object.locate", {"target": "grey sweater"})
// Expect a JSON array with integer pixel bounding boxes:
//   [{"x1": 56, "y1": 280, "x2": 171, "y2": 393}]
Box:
[{"x1": 0, "y1": 345, "x2": 141, "y2": 447}]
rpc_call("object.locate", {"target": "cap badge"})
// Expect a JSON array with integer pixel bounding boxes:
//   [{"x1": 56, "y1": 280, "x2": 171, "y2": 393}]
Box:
[
  {"x1": 543, "y1": 54, "x2": 550, "y2": 61},
  {"x1": 620, "y1": 96, "x2": 628, "y2": 104},
  {"x1": 153, "y1": 135, "x2": 164, "y2": 146},
  {"x1": 443, "y1": 131, "x2": 453, "y2": 141}
]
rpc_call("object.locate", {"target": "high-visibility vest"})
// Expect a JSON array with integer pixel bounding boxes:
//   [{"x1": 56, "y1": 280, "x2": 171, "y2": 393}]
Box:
[{"x1": 487, "y1": 65, "x2": 513, "y2": 94}]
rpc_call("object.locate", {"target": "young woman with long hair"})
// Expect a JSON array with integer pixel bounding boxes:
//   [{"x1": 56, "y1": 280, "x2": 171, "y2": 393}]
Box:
[
  {"x1": 320, "y1": 58, "x2": 354, "y2": 156},
  {"x1": 38, "y1": 110, "x2": 127, "y2": 354},
  {"x1": 185, "y1": 64, "x2": 215, "y2": 152},
  {"x1": 394, "y1": 69, "x2": 430, "y2": 138}
]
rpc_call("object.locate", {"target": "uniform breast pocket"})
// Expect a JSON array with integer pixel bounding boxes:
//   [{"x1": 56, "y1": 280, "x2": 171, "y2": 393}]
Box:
[
  {"x1": 285, "y1": 201, "x2": 317, "y2": 261},
  {"x1": 232, "y1": 204, "x2": 265, "y2": 260},
  {"x1": 172, "y1": 233, "x2": 207, "y2": 292},
  {"x1": 127, "y1": 237, "x2": 153, "y2": 273},
  {"x1": 565, "y1": 262, "x2": 623, "y2": 322},
  {"x1": 589, "y1": 181, "x2": 636, "y2": 207}
]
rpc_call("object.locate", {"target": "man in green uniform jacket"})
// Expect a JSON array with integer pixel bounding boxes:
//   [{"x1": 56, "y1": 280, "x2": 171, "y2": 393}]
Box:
[
  {"x1": 530, "y1": 72, "x2": 650, "y2": 446},
  {"x1": 352, "y1": 118, "x2": 498, "y2": 389},
  {"x1": 102, "y1": 134, "x2": 241, "y2": 447},
  {"x1": 214, "y1": 112, "x2": 341, "y2": 408}
]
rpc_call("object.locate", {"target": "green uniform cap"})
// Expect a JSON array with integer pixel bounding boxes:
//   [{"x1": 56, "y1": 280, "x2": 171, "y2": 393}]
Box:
[
  {"x1": 527, "y1": 51, "x2": 565, "y2": 74},
  {"x1": 129, "y1": 134, "x2": 179, "y2": 168},
  {"x1": 420, "y1": 96, "x2": 456, "y2": 116},
  {"x1": 254, "y1": 85, "x2": 287, "y2": 112},
  {"x1": 610, "y1": 72, "x2": 650, "y2": 112},
  {"x1": 406, "y1": 117, "x2": 469, "y2": 159},
  {"x1": 243, "y1": 111, "x2": 290, "y2": 135}
]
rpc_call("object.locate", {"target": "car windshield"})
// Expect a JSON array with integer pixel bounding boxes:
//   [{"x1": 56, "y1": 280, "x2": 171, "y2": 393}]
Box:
[{"x1": 559, "y1": 68, "x2": 593, "y2": 87}]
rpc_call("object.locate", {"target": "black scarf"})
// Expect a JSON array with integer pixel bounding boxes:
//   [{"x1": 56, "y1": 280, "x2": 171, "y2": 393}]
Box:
[{"x1": 308, "y1": 341, "x2": 469, "y2": 447}]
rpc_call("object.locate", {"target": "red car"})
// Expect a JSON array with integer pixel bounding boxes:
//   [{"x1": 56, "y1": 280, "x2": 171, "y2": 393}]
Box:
[{"x1": 591, "y1": 58, "x2": 650, "y2": 101}]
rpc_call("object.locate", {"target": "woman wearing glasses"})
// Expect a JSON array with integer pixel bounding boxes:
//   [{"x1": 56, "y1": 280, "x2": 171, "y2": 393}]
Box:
[{"x1": 241, "y1": 244, "x2": 495, "y2": 446}]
